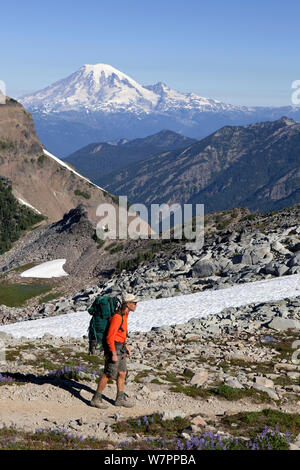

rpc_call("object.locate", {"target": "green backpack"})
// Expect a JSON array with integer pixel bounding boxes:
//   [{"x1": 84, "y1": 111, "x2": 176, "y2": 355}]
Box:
[{"x1": 88, "y1": 296, "x2": 121, "y2": 354}]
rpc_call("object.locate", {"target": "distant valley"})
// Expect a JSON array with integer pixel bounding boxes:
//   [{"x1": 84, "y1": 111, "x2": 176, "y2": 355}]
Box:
[
  {"x1": 19, "y1": 63, "x2": 300, "y2": 157},
  {"x1": 67, "y1": 116, "x2": 300, "y2": 214}
]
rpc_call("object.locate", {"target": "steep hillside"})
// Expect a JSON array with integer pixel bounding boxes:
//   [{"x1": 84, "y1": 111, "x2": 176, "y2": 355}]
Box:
[
  {"x1": 64, "y1": 129, "x2": 196, "y2": 184},
  {"x1": 0, "y1": 176, "x2": 44, "y2": 254},
  {"x1": 0, "y1": 97, "x2": 150, "y2": 234},
  {"x1": 102, "y1": 117, "x2": 300, "y2": 213}
]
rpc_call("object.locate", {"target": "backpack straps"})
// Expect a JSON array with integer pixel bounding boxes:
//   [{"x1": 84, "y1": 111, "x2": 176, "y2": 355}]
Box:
[
  {"x1": 111, "y1": 310, "x2": 125, "y2": 333},
  {"x1": 108, "y1": 297, "x2": 115, "y2": 315}
]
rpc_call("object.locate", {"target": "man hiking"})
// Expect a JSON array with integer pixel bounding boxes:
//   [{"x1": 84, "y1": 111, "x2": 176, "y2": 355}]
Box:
[{"x1": 90, "y1": 293, "x2": 138, "y2": 408}]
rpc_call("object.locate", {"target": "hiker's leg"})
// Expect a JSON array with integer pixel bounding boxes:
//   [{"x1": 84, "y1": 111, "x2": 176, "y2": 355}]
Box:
[
  {"x1": 115, "y1": 371, "x2": 134, "y2": 407},
  {"x1": 96, "y1": 373, "x2": 109, "y2": 393},
  {"x1": 116, "y1": 371, "x2": 126, "y2": 393}
]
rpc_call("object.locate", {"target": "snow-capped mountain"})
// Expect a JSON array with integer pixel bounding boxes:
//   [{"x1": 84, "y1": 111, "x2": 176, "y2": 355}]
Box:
[
  {"x1": 21, "y1": 64, "x2": 159, "y2": 114},
  {"x1": 20, "y1": 63, "x2": 247, "y2": 115},
  {"x1": 19, "y1": 63, "x2": 300, "y2": 157},
  {"x1": 144, "y1": 81, "x2": 250, "y2": 113}
]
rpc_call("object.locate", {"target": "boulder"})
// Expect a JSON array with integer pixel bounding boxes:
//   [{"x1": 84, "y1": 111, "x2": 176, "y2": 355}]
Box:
[
  {"x1": 232, "y1": 253, "x2": 252, "y2": 265},
  {"x1": 192, "y1": 260, "x2": 218, "y2": 278},
  {"x1": 191, "y1": 415, "x2": 207, "y2": 427},
  {"x1": 268, "y1": 317, "x2": 300, "y2": 331},
  {"x1": 166, "y1": 259, "x2": 185, "y2": 271},
  {"x1": 162, "y1": 410, "x2": 186, "y2": 421},
  {"x1": 0, "y1": 331, "x2": 13, "y2": 340},
  {"x1": 254, "y1": 376, "x2": 274, "y2": 388},
  {"x1": 288, "y1": 252, "x2": 300, "y2": 268},
  {"x1": 190, "y1": 369, "x2": 209, "y2": 387},
  {"x1": 271, "y1": 241, "x2": 291, "y2": 255},
  {"x1": 224, "y1": 377, "x2": 244, "y2": 389},
  {"x1": 252, "y1": 383, "x2": 279, "y2": 401},
  {"x1": 20, "y1": 352, "x2": 37, "y2": 361}
]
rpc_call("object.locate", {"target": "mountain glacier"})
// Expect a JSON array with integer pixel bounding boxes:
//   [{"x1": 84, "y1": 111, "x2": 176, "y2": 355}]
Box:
[
  {"x1": 20, "y1": 63, "x2": 249, "y2": 115},
  {"x1": 19, "y1": 63, "x2": 300, "y2": 157}
]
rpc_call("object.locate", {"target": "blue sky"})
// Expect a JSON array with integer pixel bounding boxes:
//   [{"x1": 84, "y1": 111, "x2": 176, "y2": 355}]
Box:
[{"x1": 1, "y1": 0, "x2": 299, "y2": 106}]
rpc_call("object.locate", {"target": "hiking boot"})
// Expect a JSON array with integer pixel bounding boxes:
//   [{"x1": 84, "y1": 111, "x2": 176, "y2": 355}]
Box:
[
  {"x1": 115, "y1": 392, "x2": 134, "y2": 408},
  {"x1": 90, "y1": 392, "x2": 109, "y2": 409}
]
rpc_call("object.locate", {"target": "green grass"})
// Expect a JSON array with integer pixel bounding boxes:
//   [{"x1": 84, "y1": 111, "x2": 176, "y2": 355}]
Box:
[
  {"x1": 109, "y1": 244, "x2": 124, "y2": 254},
  {"x1": 1, "y1": 262, "x2": 36, "y2": 275},
  {"x1": 260, "y1": 330, "x2": 300, "y2": 361},
  {"x1": 0, "y1": 424, "x2": 289, "y2": 451},
  {"x1": 104, "y1": 241, "x2": 117, "y2": 251},
  {"x1": 217, "y1": 359, "x2": 274, "y2": 374},
  {"x1": 5, "y1": 343, "x2": 104, "y2": 371},
  {"x1": 37, "y1": 154, "x2": 47, "y2": 164},
  {"x1": 74, "y1": 189, "x2": 91, "y2": 199},
  {"x1": 169, "y1": 384, "x2": 211, "y2": 398},
  {"x1": 162, "y1": 372, "x2": 182, "y2": 384},
  {"x1": 133, "y1": 371, "x2": 151, "y2": 383},
  {"x1": 0, "y1": 427, "x2": 114, "y2": 450},
  {"x1": 221, "y1": 408, "x2": 300, "y2": 438},
  {"x1": 170, "y1": 383, "x2": 273, "y2": 403},
  {"x1": 92, "y1": 230, "x2": 105, "y2": 249},
  {"x1": 0, "y1": 283, "x2": 52, "y2": 307},
  {"x1": 0, "y1": 140, "x2": 14, "y2": 150},
  {"x1": 113, "y1": 413, "x2": 191, "y2": 439},
  {"x1": 38, "y1": 292, "x2": 62, "y2": 304}
]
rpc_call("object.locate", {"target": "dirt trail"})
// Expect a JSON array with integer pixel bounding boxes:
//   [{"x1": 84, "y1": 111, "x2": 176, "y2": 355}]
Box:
[{"x1": 1, "y1": 380, "x2": 298, "y2": 442}]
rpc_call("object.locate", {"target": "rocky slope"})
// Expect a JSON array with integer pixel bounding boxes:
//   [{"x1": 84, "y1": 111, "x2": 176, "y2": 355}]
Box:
[
  {"x1": 0, "y1": 97, "x2": 120, "y2": 225},
  {"x1": 0, "y1": 295, "x2": 299, "y2": 449},
  {"x1": 0, "y1": 203, "x2": 299, "y2": 449},
  {"x1": 1, "y1": 203, "x2": 299, "y2": 325},
  {"x1": 0, "y1": 204, "x2": 149, "y2": 299},
  {"x1": 103, "y1": 117, "x2": 300, "y2": 213}
]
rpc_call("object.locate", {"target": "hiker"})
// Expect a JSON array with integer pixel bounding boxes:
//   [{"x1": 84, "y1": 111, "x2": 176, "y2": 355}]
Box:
[{"x1": 90, "y1": 293, "x2": 138, "y2": 408}]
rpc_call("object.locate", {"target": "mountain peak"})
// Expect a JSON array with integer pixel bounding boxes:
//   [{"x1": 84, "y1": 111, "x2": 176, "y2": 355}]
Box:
[
  {"x1": 20, "y1": 64, "x2": 241, "y2": 116},
  {"x1": 80, "y1": 63, "x2": 132, "y2": 81},
  {"x1": 279, "y1": 116, "x2": 296, "y2": 126},
  {"x1": 20, "y1": 63, "x2": 159, "y2": 113}
]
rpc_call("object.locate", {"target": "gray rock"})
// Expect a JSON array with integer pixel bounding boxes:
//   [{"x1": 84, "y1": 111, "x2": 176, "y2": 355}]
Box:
[
  {"x1": 0, "y1": 331, "x2": 13, "y2": 340},
  {"x1": 232, "y1": 253, "x2": 252, "y2": 265},
  {"x1": 268, "y1": 317, "x2": 300, "y2": 331},
  {"x1": 254, "y1": 376, "x2": 274, "y2": 388},
  {"x1": 162, "y1": 410, "x2": 186, "y2": 421},
  {"x1": 127, "y1": 363, "x2": 153, "y2": 371},
  {"x1": 190, "y1": 370, "x2": 209, "y2": 387},
  {"x1": 192, "y1": 260, "x2": 218, "y2": 277},
  {"x1": 166, "y1": 259, "x2": 185, "y2": 271},
  {"x1": 20, "y1": 352, "x2": 37, "y2": 361},
  {"x1": 252, "y1": 383, "x2": 279, "y2": 400},
  {"x1": 224, "y1": 377, "x2": 244, "y2": 389},
  {"x1": 288, "y1": 251, "x2": 300, "y2": 268},
  {"x1": 271, "y1": 241, "x2": 291, "y2": 255}
]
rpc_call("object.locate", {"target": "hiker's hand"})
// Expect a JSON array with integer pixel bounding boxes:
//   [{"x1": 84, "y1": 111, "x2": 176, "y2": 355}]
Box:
[
  {"x1": 126, "y1": 346, "x2": 131, "y2": 356},
  {"x1": 112, "y1": 352, "x2": 118, "y2": 363}
]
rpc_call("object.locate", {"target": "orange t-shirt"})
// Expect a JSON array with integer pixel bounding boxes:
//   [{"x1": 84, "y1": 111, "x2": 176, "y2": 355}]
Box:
[{"x1": 106, "y1": 309, "x2": 129, "y2": 352}]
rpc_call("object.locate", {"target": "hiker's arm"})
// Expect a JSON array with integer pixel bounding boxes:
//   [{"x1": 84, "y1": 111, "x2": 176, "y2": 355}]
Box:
[{"x1": 106, "y1": 315, "x2": 123, "y2": 360}]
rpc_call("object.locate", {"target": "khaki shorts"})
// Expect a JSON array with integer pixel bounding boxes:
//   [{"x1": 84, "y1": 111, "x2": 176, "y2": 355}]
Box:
[{"x1": 104, "y1": 342, "x2": 127, "y2": 379}]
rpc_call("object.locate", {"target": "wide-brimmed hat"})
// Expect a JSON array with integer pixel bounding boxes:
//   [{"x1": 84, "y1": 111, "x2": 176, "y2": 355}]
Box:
[{"x1": 122, "y1": 293, "x2": 139, "y2": 303}]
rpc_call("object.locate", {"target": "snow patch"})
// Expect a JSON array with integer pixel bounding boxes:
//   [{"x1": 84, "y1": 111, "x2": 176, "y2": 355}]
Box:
[
  {"x1": 17, "y1": 198, "x2": 42, "y2": 215},
  {"x1": 43, "y1": 149, "x2": 105, "y2": 191},
  {"x1": 20, "y1": 259, "x2": 68, "y2": 278},
  {"x1": 1, "y1": 274, "x2": 300, "y2": 338}
]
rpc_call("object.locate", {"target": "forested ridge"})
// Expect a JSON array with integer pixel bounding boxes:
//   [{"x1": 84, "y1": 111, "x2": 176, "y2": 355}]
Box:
[{"x1": 0, "y1": 177, "x2": 44, "y2": 255}]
